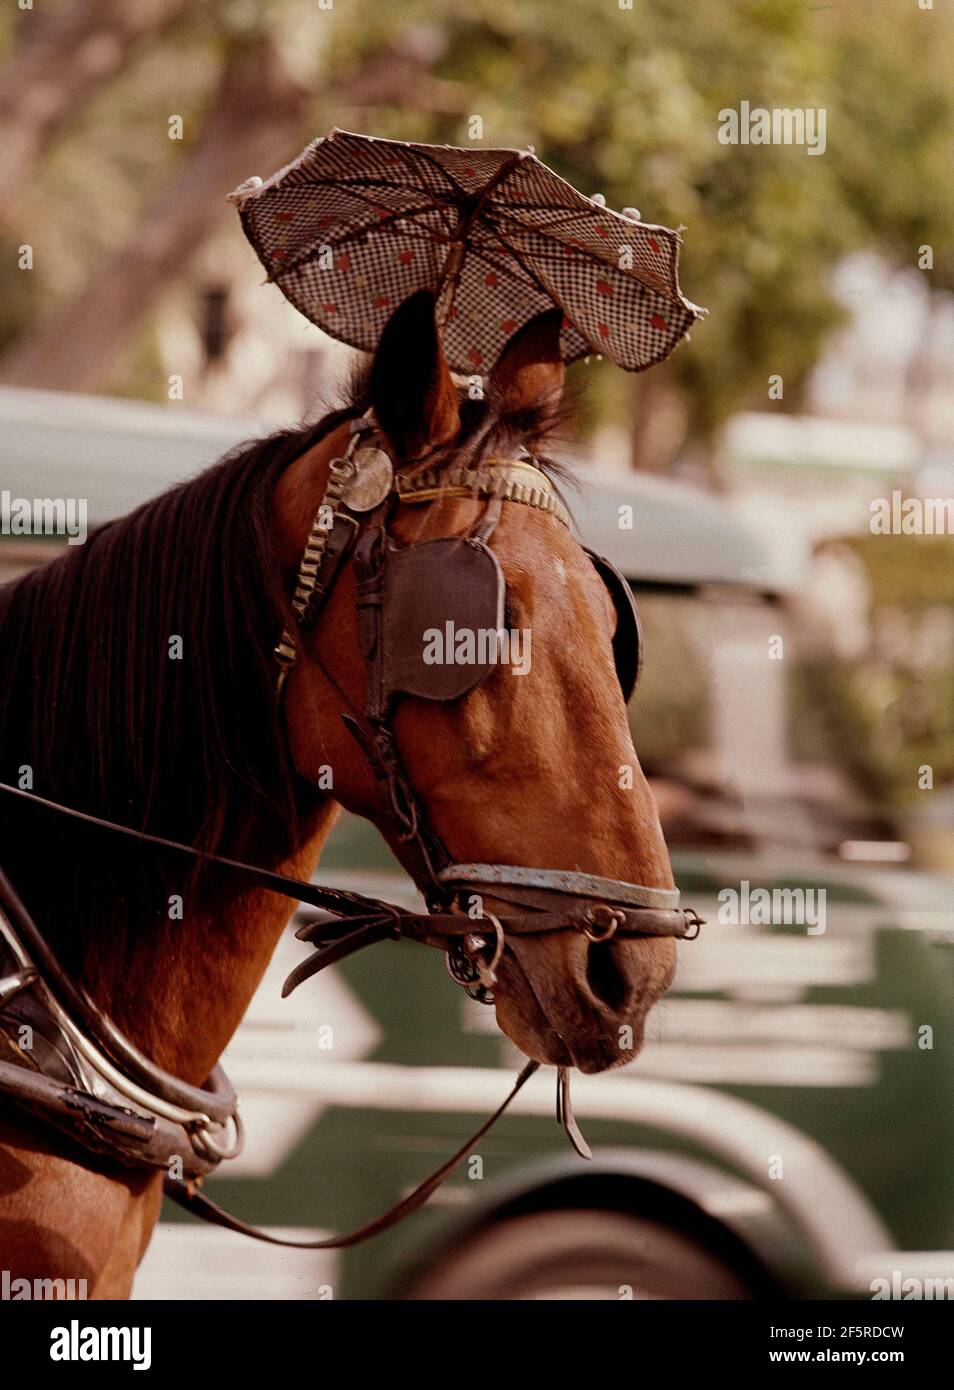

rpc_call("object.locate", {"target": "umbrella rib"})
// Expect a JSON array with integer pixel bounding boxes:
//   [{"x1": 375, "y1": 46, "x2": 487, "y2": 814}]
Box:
[
  {"x1": 485, "y1": 201, "x2": 623, "y2": 252},
  {"x1": 378, "y1": 140, "x2": 479, "y2": 199},
  {"x1": 484, "y1": 203, "x2": 680, "y2": 297},
  {"x1": 435, "y1": 151, "x2": 533, "y2": 325},
  {"x1": 314, "y1": 179, "x2": 459, "y2": 231},
  {"x1": 453, "y1": 238, "x2": 542, "y2": 299},
  {"x1": 272, "y1": 162, "x2": 538, "y2": 306},
  {"x1": 307, "y1": 175, "x2": 462, "y2": 215},
  {"x1": 479, "y1": 220, "x2": 579, "y2": 325},
  {"x1": 297, "y1": 140, "x2": 506, "y2": 238},
  {"x1": 355, "y1": 138, "x2": 536, "y2": 217},
  {"x1": 476, "y1": 220, "x2": 616, "y2": 359},
  {"x1": 263, "y1": 200, "x2": 461, "y2": 283},
  {"x1": 489, "y1": 200, "x2": 684, "y2": 278}
]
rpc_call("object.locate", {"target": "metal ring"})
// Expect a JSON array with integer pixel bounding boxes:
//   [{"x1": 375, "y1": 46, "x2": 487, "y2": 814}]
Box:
[
  {"x1": 192, "y1": 1108, "x2": 245, "y2": 1163},
  {"x1": 582, "y1": 905, "x2": 623, "y2": 943},
  {"x1": 329, "y1": 455, "x2": 356, "y2": 481},
  {"x1": 445, "y1": 942, "x2": 481, "y2": 988},
  {"x1": 471, "y1": 913, "x2": 505, "y2": 988},
  {"x1": 681, "y1": 909, "x2": 704, "y2": 941},
  {"x1": 446, "y1": 914, "x2": 506, "y2": 998},
  {"x1": 466, "y1": 984, "x2": 495, "y2": 1006}
]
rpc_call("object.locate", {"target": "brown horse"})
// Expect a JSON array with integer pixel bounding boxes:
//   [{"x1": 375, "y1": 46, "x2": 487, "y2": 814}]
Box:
[{"x1": 0, "y1": 294, "x2": 678, "y2": 1297}]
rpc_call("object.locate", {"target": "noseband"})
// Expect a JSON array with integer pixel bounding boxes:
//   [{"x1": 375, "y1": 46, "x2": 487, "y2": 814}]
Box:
[{"x1": 0, "y1": 412, "x2": 703, "y2": 1250}]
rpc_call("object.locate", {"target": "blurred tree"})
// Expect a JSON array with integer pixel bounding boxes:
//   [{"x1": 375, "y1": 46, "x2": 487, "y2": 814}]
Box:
[
  {"x1": 0, "y1": 0, "x2": 951, "y2": 468},
  {"x1": 0, "y1": 35, "x2": 307, "y2": 391},
  {"x1": 0, "y1": 0, "x2": 207, "y2": 194},
  {"x1": 328, "y1": 0, "x2": 954, "y2": 474},
  {"x1": 0, "y1": 1, "x2": 469, "y2": 387}
]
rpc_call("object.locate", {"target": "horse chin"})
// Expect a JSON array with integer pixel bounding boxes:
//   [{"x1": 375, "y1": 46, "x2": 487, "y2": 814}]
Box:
[
  {"x1": 494, "y1": 996, "x2": 645, "y2": 1074},
  {"x1": 490, "y1": 935, "x2": 672, "y2": 1076}
]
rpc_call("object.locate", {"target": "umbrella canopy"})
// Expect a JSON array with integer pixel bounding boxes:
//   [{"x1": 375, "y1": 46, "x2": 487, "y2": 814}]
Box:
[{"x1": 230, "y1": 128, "x2": 704, "y2": 375}]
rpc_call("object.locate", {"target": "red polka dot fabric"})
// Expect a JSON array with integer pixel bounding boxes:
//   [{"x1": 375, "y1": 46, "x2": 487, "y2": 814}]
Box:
[{"x1": 235, "y1": 128, "x2": 704, "y2": 375}]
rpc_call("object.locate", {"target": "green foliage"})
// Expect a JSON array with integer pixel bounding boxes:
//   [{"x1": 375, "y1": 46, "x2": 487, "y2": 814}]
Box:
[
  {"x1": 329, "y1": 0, "x2": 954, "y2": 446},
  {"x1": 794, "y1": 655, "x2": 954, "y2": 812},
  {"x1": 3, "y1": 0, "x2": 953, "y2": 437},
  {"x1": 843, "y1": 535, "x2": 954, "y2": 608},
  {"x1": 794, "y1": 536, "x2": 954, "y2": 809}
]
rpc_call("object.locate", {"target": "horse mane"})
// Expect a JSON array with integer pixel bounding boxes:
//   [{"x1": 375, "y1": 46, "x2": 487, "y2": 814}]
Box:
[
  {"x1": 0, "y1": 371, "x2": 568, "y2": 966},
  {"x1": 0, "y1": 417, "x2": 334, "y2": 850},
  {"x1": 0, "y1": 408, "x2": 347, "y2": 966}
]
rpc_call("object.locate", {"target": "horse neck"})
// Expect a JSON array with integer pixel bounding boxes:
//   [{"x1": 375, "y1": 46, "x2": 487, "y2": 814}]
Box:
[
  {"x1": 0, "y1": 428, "x2": 357, "y2": 1086},
  {"x1": 81, "y1": 799, "x2": 340, "y2": 1085}
]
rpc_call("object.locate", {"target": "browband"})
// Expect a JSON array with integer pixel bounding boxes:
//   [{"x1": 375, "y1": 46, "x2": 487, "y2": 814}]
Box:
[{"x1": 395, "y1": 457, "x2": 572, "y2": 527}]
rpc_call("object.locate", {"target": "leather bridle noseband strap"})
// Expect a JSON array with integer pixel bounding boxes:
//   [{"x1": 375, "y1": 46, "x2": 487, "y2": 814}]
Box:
[{"x1": 0, "y1": 412, "x2": 703, "y2": 1249}]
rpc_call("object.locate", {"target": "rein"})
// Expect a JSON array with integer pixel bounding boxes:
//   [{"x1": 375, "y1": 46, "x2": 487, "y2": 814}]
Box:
[
  {"x1": 0, "y1": 791, "x2": 542, "y2": 1245},
  {"x1": 0, "y1": 784, "x2": 569, "y2": 1244},
  {"x1": 0, "y1": 416, "x2": 703, "y2": 1249}
]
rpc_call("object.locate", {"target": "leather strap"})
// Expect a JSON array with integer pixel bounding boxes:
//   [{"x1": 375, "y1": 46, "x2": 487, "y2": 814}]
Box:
[
  {"x1": 557, "y1": 1065, "x2": 591, "y2": 1160},
  {"x1": 395, "y1": 458, "x2": 571, "y2": 529},
  {"x1": 163, "y1": 1059, "x2": 540, "y2": 1249},
  {"x1": 0, "y1": 861, "x2": 238, "y2": 1125},
  {"x1": 412, "y1": 907, "x2": 695, "y2": 941},
  {"x1": 0, "y1": 783, "x2": 399, "y2": 922},
  {"x1": 0, "y1": 784, "x2": 699, "y2": 1025},
  {"x1": 283, "y1": 904, "x2": 699, "y2": 996},
  {"x1": 440, "y1": 863, "x2": 682, "y2": 912}
]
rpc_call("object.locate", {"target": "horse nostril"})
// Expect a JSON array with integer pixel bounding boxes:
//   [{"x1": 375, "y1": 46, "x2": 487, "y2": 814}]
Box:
[{"x1": 585, "y1": 940, "x2": 629, "y2": 1012}]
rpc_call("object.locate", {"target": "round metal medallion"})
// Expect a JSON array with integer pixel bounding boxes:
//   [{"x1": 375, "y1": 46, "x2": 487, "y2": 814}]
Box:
[{"x1": 345, "y1": 448, "x2": 394, "y2": 511}]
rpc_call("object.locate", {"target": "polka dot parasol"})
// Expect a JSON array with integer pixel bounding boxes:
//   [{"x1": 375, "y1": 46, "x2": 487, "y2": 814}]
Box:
[{"x1": 229, "y1": 128, "x2": 705, "y2": 375}]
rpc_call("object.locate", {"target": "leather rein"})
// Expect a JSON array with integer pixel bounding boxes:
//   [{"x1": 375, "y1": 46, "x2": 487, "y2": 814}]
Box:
[{"x1": 0, "y1": 414, "x2": 703, "y2": 1250}]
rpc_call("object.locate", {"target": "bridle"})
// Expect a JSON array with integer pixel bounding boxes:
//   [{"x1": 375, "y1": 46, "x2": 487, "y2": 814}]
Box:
[
  {"x1": 0, "y1": 412, "x2": 703, "y2": 1250},
  {"x1": 270, "y1": 413, "x2": 699, "y2": 1005}
]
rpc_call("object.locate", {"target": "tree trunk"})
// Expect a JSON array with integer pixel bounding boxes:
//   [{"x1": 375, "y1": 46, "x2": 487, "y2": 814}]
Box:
[
  {"x1": 0, "y1": 0, "x2": 199, "y2": 194},
  {"x1": 628, "y1": 362, "x2": 687, "y2": 473},
  {"x1": 0, "y1": 40, "x2": 307, "y2": 393}
]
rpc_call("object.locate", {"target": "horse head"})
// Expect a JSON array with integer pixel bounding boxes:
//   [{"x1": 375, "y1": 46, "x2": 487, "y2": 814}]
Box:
[{"x1": 276, "y1": 291, "x2": 682, "y2": 1074}]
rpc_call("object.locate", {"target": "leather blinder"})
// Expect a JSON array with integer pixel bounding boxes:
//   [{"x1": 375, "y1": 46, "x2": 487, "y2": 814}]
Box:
[
  {"x1": 585, "y1": 548, "x2": 643, "y2": 702},
  {"x1": 378, "y1": 537, "x2": 506, "y2": 709}
]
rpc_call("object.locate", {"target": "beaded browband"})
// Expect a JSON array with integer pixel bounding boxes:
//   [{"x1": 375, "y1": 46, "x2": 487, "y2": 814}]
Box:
[{"x1": 274, "y1": 416, "x2": 569, "y2": 692}]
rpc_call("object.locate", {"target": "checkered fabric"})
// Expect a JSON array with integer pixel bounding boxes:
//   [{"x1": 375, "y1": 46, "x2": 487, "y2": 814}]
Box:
[{"x1": 234, "y1": 128, "x2": 705, "y2": 375}]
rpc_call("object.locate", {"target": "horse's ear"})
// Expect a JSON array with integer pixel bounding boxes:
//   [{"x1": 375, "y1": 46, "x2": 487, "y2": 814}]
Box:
[
  {"x1": 370, "y1": 290, "x2": 460, "y2": 459},
  {"x1": 490, "y1": 308, "x2": 565, "y2": 418}
]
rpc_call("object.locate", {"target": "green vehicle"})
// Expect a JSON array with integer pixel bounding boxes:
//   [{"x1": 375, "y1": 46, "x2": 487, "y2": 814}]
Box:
[{"x1": 4, "y1": 389, "x2": 953, "y2": 1301}]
